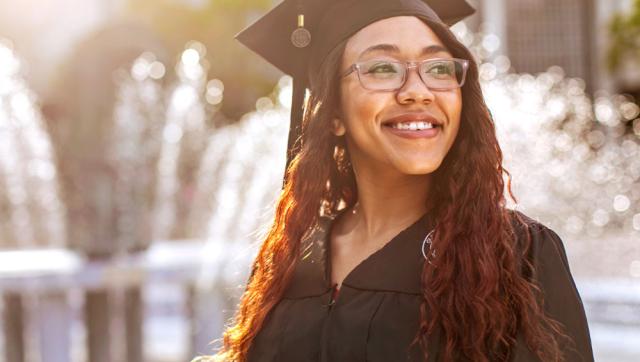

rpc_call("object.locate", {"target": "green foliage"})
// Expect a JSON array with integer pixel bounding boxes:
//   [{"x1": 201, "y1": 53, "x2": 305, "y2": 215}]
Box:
[
  {"x1": 125, "y1": 0, "x2": 279, "y2": 120},
  {"x1": 606, "y1": 0, "x2": 640, "y2": 72}
]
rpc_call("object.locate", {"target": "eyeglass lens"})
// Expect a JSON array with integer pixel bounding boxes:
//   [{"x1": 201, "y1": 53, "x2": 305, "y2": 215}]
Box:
[{"x1": 358, "y1": 59, "x2": 465, "y2": 90}]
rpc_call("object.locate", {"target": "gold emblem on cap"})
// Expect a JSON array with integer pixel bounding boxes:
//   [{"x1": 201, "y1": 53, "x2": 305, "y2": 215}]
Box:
[{"x1": 291, "y1": 14, "x2": 311, "y2": 48}]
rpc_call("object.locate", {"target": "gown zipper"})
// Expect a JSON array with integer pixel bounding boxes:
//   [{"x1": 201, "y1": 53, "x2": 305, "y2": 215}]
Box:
[{"x1": 327, "y1": 283, "x2": 339, "y2": 310}]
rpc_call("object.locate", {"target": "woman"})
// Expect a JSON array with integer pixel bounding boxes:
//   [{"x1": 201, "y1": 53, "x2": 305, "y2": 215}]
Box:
[{"x1": 204, "y1": 0, "x2": 594, "y2": 361}]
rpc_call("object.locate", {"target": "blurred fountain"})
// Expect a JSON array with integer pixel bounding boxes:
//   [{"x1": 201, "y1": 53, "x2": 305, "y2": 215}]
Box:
[
  {"x1": 191, "y1": 76, "x2": 290, "y2": 290},
  {"x1": 0, "y1": 39, "x2": 65, "y2": 249},
  {"x1": 186, "y1": 76, "x2": 289, "y2": 353},
  {"x1": 153, "y1": 41, "x2": 215, "y2": 241},
  {"x1": 109, "y1": 52, "x2": 167, "y2": 252},
  {"x1": 449, "y1": 23, "x2": 640, "y2": 280},
  {"x1": 484, "y1": 69, "x2": 640, "y2": 238},
  {"x1": 101, "y1": 41, "x2": 290, "y2": 358}
]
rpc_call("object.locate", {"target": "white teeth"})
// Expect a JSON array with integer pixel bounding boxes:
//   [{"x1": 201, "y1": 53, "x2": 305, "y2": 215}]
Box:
[{"x1": 391, "y1": 121, "x2": 434, "y2": 130}]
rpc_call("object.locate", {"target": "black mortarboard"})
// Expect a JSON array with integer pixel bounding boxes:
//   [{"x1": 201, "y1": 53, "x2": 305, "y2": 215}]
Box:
[{"x1": 236, "y1": 0, "x2": 476, "y2": 179}]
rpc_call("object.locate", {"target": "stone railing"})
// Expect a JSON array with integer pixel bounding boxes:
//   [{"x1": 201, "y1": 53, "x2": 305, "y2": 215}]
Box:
[{"x1": 0, "y1": 241, "x2": 253, "y2": 362}]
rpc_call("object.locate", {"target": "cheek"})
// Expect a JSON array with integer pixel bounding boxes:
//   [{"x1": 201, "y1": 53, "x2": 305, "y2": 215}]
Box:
[
  {"x1": 340, "y1": 82, "x2": 386, "y2": 131},
  {"x1": 438, "y1": 91, "x2": 462, "y2": 125}
]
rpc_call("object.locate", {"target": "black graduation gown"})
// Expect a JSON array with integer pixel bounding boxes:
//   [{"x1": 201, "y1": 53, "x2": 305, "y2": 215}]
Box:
[{"x1": 247, "y1": 209, "x2": 594, "y2": 362}]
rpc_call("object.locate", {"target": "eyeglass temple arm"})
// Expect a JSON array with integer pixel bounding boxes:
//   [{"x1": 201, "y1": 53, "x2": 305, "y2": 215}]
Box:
[{"x1": 341, "y1": 64, "x2": 358, "y2": 78}]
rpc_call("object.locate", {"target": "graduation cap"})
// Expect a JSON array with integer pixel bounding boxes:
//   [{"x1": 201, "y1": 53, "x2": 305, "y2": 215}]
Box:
[{"x1": 236, "y1": 0, "x2": 476, "y2": 180}]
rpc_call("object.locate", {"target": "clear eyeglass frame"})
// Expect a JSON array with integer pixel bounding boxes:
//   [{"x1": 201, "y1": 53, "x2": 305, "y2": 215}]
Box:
[{"x1": 341, "y1": 58, "x2": 470, "y2": 91}]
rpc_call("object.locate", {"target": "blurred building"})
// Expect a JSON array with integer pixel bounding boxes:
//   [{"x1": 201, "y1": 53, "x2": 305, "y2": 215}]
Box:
[{"x1": 477, "y1": 0, "x2": 638, "y2": 95}]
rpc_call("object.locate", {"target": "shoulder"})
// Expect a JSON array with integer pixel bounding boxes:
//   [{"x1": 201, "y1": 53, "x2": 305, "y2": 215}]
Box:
[
  {"x1": 505, "y1": 208, "x2": 570, "y2": 269},
  {"x1": 504, "y1": 208, "x2": 583, "y2": 296},
  {"x1": 505, "y1": 209, "x2": 583, "y2": 320},
  {"x1": 505, "y1": 208, "x2": 555, "y2": 237}
]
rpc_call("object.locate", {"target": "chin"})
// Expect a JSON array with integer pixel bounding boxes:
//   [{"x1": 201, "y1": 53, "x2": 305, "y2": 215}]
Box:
[
  {"x1": 394, "y1": 160, "x2": 442, "y2": 175},
  {"x1": 384, "y1": 147, "x2": 448, "y2": 175}
]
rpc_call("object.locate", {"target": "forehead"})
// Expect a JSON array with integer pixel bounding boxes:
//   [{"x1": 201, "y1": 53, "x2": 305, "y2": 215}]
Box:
[{"x1": 343, "y1": 16, "x2": 448, "y2": 62}]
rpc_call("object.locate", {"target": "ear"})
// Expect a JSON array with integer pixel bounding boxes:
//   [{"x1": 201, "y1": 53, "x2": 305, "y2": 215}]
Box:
[{"x1": 331, "y1": 118, "x2": 346, "y2": 136}]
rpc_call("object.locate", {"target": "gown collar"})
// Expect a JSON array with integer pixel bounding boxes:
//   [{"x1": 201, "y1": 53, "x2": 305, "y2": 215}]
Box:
[{"x1": 283, "y1": 209, "x2": 435, "y2": 298}]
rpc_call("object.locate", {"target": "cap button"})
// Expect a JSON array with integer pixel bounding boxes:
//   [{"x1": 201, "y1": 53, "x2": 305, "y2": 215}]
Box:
[{"x1": 291, "y1": 14, "x2": 311, "y2": 48}]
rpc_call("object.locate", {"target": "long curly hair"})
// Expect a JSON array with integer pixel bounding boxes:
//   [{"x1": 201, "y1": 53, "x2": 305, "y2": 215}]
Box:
[{"x1": 211, "y1": 18, "x2": 572, "y2": 362}]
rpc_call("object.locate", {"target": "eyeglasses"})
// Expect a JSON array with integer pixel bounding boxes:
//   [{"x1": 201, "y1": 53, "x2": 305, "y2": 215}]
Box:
[{"x1": 341, "y1": 58, "x2": 469, "y2": 91}]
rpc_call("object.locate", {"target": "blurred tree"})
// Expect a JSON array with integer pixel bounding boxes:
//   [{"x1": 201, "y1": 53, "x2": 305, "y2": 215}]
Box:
[
  {"x1": 125, "y1": 0, "x2": 278, "y2": 121},
  {"x1": 606, "y1": 0, "x2": 640, "y2": 100},
  {"x1": 607, "y1": 0, "x2": 640, "y2": 71}
]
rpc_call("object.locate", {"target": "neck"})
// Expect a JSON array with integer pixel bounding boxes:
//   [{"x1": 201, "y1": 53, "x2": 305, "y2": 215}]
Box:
[{"x1": 344, "y1": 166, "x2": 432, "y2": 239}]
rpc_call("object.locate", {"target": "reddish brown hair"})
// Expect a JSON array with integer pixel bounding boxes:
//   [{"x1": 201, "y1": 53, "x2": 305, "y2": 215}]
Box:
[{"x1": 211, "y1": 19, "x2": 571, "y2": 362}]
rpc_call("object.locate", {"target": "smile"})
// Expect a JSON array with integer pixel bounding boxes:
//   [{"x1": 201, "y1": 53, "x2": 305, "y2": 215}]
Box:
[
  {"x1": 383, "y1": 123, "x2": 440, "y2": 139},
  {"x1": 387, "y1": 121, "x2": 435, "y2": 130},
  {"x1": 381, "y1": 112, "x2": 444, "y2": 139}
]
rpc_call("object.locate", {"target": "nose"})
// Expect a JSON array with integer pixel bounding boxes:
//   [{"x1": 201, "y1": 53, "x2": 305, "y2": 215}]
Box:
[{"x1": 396, "y1": 65, "x2": 435, "y2": 105}]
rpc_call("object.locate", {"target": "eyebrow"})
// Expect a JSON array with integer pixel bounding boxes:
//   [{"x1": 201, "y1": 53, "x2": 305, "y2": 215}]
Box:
[{"x1": 359, "y1": 44, "x2": 450, "y2": 58}]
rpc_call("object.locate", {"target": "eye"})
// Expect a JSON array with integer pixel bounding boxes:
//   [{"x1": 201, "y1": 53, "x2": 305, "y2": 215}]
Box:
[
  {"x1": 425, "y1": 61, "x2": 454, "y2": 77},
  {"x1": 364, "y1": 61, "x2": 399, "y2": 74}
]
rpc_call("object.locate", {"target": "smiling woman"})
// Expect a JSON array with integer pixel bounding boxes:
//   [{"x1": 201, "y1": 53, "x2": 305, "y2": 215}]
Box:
[{"x1": 196, "y1": 1, "x2": 595, "y2": 362}]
